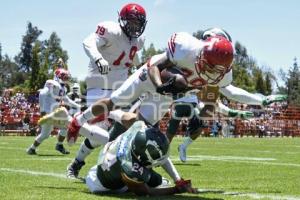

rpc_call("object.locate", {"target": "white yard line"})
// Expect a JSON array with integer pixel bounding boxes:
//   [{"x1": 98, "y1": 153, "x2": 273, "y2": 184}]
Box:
[
  {"x1": 0, "y1": 146, "x2": 63, "y2": 153},
  {"x1": 171, "y1": 155, "x2": 276, "y2": 161},
  {"x1": 9, "y1": 158, "x2": 72, "y2": 161},
  {"x1": 189, "y1": 147, "x2": 300, "y2": 154},
  {"x1": 170, "y1": 156, "x2": 300, "y2": 167},
  {"x1": 189, "y1": 155, "x2": 276, "y2": 161},
  {"x1": 0, "y1": 168, "x2": 67, "y2": 179},
  {"x1": 197, "y1": 189, "x2": 300, "y2": 200}
]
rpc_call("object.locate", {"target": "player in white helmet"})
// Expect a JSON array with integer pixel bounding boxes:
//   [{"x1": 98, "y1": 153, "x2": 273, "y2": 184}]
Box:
[
  {"x1": 26, "y1": 66, "x2": 81, "y2": 155},
  {"x1": 66, "y1": 3, "x2": 147, "y2": 178}
]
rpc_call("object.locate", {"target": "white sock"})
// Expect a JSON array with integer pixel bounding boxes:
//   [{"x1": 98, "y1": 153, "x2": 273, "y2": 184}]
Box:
[
  {"x1": 182, "y1": 137, "x2": 193, "y2": 148},
  {"x1": 75, "y1": 142, "x2": 92, "y2": 162},
  {"x1": 161, "y1": 158, "x2": 181, "y2": 182},
  {"x1": 77, "y1": 106, "x2": 95, "y2": 126}
]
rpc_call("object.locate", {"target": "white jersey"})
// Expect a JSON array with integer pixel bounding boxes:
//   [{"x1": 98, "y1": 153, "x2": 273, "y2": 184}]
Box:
[
  {"x1": 39, "y1": 80, "x2": 80, "y2": 113},
  {"x1": 166, "y1": 32, "x2": 232, "y2": 88},
  {"x1": 84, "y1": 21, "x2": 145, "y2": 90}
]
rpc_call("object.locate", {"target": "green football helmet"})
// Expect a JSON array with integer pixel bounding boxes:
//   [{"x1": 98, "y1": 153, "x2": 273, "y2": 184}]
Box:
[{"x1": 131, "y1": 127, "x2": 169, "y2": 168}]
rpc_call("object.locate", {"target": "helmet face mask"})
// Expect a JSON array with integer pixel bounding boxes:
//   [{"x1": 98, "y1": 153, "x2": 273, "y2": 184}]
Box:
[
  {"x1": 131, "y1": 128, "x2": 169, "y2": 168},
  {"x1": 195, "y1": 36, "x2": 233, "y2": 85},
  {"x1": 118, "y1": 3, "x2": 147, "y2": 38},
  {"x1": 54, "y1": 68, "x2": 70, "y2": 84},
  {"x1": 196, "y1": 55, "x2": 228, "y2": 84}
]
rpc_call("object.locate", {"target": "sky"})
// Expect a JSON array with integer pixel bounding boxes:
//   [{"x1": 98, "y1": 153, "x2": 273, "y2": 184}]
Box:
[{"x1": 0, "y1": 0, "x2": 300, "y2": 82}]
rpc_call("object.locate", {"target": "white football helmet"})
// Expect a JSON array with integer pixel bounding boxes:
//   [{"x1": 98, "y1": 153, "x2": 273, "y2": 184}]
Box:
[{"x1": 201, "y1": 27, "x2": 232, "y2": 42}]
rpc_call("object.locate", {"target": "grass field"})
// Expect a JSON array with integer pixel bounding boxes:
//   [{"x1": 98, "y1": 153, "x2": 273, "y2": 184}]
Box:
[{"x1": 0, "y1": 136, "x2": 300, "y2": 200}]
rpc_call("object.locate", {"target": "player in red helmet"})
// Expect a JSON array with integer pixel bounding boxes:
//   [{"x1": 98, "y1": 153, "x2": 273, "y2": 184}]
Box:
[
  {"x1": 26, "y1": 59, "x2": 81, "y2": 155},
  {"x1": 66, "y1": 3, "x2": 147, "y2": 179},
  {"x1": 119, "y1": 3, "x2": 147, "y2": 39},
  {"x1": 67, "y1": 33, "x2": 234, "y2": 139}
]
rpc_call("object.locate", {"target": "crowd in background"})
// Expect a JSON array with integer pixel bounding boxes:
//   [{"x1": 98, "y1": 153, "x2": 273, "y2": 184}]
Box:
[
  {"x1": 0, "y1": 90, "x2": 40, "y2": 132},
  {"x1": 1, "y1": 89, "x2": 299, "y2": 137}
]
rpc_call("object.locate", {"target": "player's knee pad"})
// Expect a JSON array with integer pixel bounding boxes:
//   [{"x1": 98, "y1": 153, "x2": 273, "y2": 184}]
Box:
[
  {"x1": 172, "y1": 102, "x2": 196, "y2": 119},
  {"x1": 84, "y1": 138, "x2": 102, "y2": 149},
  {"x1": 36, "y1": 124, "x2": 53, "y2": 143}
]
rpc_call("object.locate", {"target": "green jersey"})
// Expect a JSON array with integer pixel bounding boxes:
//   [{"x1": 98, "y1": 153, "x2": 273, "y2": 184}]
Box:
[{"x1": 96, "y1": 121, "x2": 160, "y2": 190}]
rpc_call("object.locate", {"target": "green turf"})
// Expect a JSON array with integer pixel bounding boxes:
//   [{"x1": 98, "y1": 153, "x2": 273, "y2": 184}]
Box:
[{"x1": 0, "y1": 136, "x2": 300, "y2": 200}]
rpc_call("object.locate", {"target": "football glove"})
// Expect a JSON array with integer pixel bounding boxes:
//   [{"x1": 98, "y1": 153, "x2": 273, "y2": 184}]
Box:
[
  {"x1": 228, "y1": 109, "x2": 254, "y2": 119},
  {"x1": 156, "y1": 77, "x2": 176, "y2": 95},
  {"x1": 262, "y1": 94, "x2": 287, "y2": 106},
  {"x1": 95, "y1": 58, "x2": 110, "y2": 74},
  {"x1": 175, "y1": 178, "x2": 198, "y2": 194}
]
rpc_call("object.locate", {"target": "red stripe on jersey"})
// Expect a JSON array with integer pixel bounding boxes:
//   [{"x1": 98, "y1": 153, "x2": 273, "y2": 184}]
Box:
[
  {"x1": 168, "y1": 33, "x2": 177, "y2": 58},
  {"x1": 168, "y1": 42, "x2": 174, "y2": 58},
  {"x1": 88, "y1": 113, "x2": 107, "y2": 124}
]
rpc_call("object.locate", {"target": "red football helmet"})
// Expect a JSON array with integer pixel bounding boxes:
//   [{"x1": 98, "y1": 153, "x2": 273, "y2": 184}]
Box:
[
  {"x1": 118, "y1": 3, "x2": 147, "y2": 38},
  {"x1": 195, "y1": 36, "x2": 233, "y2": 84},
  {"x1": 54, "y1": 68, "x2": 70, "y2": 84}
]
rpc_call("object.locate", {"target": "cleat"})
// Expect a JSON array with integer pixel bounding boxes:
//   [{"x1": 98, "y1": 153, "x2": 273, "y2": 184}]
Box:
[
  {"x1": 26, "y1": 148, "x2": 37, "y2": 155},
  {"x1": 66, "y1": 159, "x2": 85, "y2": 178},
  {"x1": 38, "y1": 107, "x2": 70, "y2": 126},
  {"x1": 178, "y1": 144, "x2": 187, "y2": 162},
  {"x1": 55, "y1": 144, "x2": 70, "y2": 154},
  {"x1": 67, "y1": 116, "x2": 81, "y2": 145}
]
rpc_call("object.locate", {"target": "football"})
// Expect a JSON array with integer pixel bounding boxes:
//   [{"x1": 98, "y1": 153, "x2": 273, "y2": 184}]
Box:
[{"x1": 160, "y1": 67, "x2": 189, "y2": 94}]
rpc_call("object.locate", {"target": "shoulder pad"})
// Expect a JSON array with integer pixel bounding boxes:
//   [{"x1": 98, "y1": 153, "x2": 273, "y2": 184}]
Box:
[
  {"x1": 167, "y1": 32, "x2": 198, "y2": 58},
  {"x1": 96, "y1": 21, "x2": 122, "y2": 39}
]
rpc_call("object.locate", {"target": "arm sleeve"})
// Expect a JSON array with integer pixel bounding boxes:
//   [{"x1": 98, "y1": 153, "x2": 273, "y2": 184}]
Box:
[
  {"x1": 215, "y1": 101, "x2": 231, "y2": 116},
  {"x1": 83, "y1": 33, "x2": 107, "y2": 62},
  {"x1": 219, "y1": 84, "x2": 263, "y2": 105}
]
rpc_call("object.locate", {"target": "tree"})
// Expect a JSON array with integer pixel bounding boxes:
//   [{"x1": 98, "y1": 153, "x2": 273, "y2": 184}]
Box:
[
  {"x1": 286, "y1": 58, "x2": 300, "y2": 105},
  {"x1": 265, "y1": 73, "x2": 272, "y2": 95},
  {"x1": 29, "y1": 42, "x2": 41, "y2": 91},
  {"x1": 140, "y1": 43, "x2": 163, "y2": 64},
  {"x1": 255, "y1": 69, "x2": 266, "y2": 95},
  {"x1": 43, "y1": 32, "x2": 69, "y2": 72},
  {"x1": 276, "y1": 68, "x2": 288, "y2": 94},
  {"x1": 15, "y1": 22, "x2": 42, "y2": 73},
  {"x1": 37, "y1": 49, "x2": 50, "y2": 89},
  {"x1": 0, "y1": 43, "x2": 2, "y2": 62},
  {"x1": 231, "y1": 41, "x2": 255, "y2": 92}
]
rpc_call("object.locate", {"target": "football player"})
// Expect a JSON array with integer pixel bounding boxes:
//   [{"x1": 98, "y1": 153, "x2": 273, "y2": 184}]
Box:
[
  {"x1": 66, "y1": 3, "x2": 147, "y2": 178},
  {"x1": 86, "y1": 120, "x2": 198, "y2": 195},
  {"x1": 165, "y1": 28, "x2": 286, "y2": 161},
  {"x1": 26, "y1": 67, "x2": 81, "y2": 155},
  {"x1": 68, "y1": 29, "x2": 286, "y2": 146}
]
